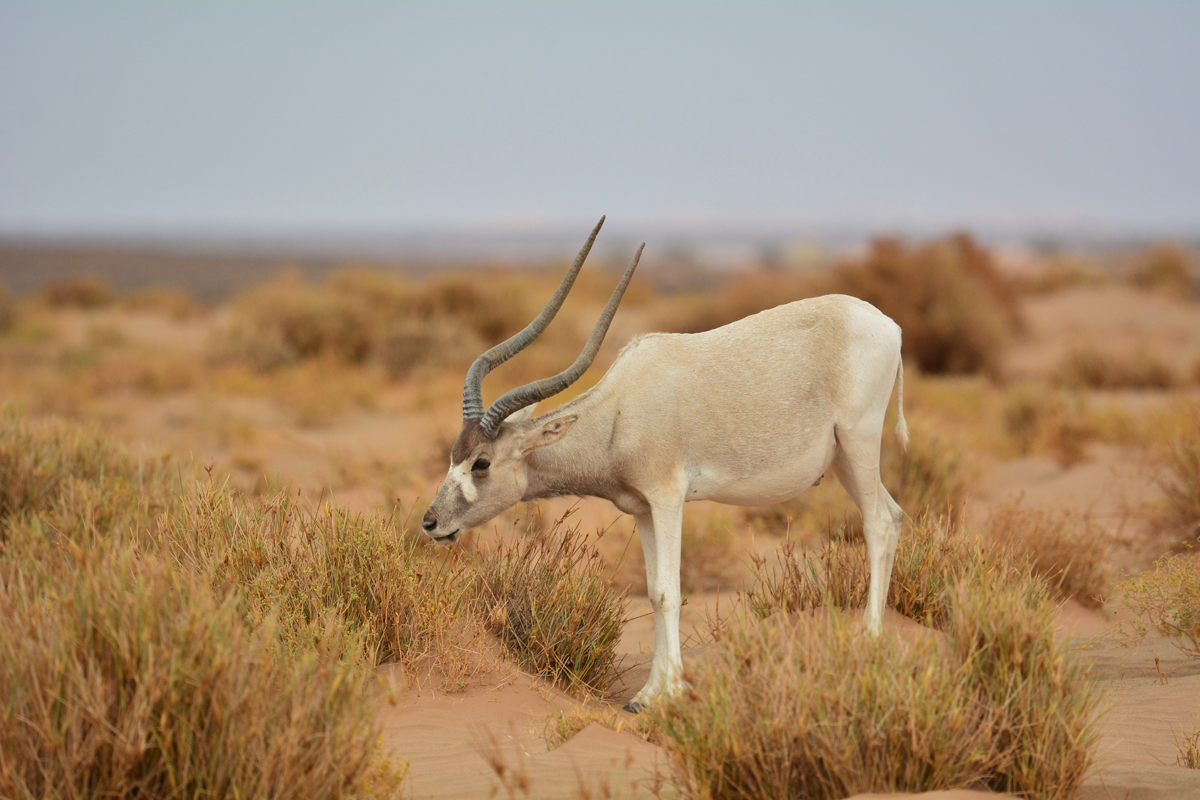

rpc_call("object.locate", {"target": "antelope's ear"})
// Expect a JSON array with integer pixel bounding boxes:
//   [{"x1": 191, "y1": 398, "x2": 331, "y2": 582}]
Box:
[
  {"x1": 520, "y1": 414, "x2": 578, "y2": 454},
  {"x1": 507, "y1": 404, "x2": 539, "y2": 425}
]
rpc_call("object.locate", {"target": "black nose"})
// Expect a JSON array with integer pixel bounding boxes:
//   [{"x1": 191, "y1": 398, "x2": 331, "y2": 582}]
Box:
[{"x1": 422, "y1": 509, "x2": 437, "y2": 533}]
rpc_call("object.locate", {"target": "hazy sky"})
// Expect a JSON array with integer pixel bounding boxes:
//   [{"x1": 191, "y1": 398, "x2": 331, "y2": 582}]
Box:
[{"x1": 2, "y1": 2, "x2": 1199, "y2": 238}]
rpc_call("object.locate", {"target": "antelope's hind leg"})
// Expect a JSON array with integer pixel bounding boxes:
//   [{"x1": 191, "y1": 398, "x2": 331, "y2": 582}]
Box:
[{"x1": 832, "y1": 425, "x2": 903, "y2": 635}]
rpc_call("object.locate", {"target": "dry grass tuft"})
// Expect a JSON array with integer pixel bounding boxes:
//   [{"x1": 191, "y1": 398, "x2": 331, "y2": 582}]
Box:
[
  {"x1": 679, "y1": 508, "x2": 745, "y2": 592},
  {"x1": 541, "y1": 704, "x2": 656, "y2": 750},
  {"x1": 1176, "y1": 723, "x2": 1200, "y2": 769},
  {"x1": 744, "y1": 514, "x2": 1017, "y2": 630},
  {"x1": 834, "y1": 234, "x2": 1021, "y2": 377},
  {"x1": 0, "y1": 544, "x2": 404, "y2": 800},
  {"x1": 1153, "y1": 403, "x2": 1200, "y2": 544},
  {"x1": 473, "y1": 515, "x2": 627, "y2": 694},
  {"x1": 655, "y1": 566, "x2": 1098, "y2": 800},
  {"x1": 1131, "y1": 244, "x2": 1196, "y2": 299},
  {"x1": 1054, "y1": 346, "x2": 1177, "y2": 391},
  {"x1": 210, "y1": 269, "x2": 539, "y2": 376},
  {"x1": 659, "y1": 234, "x2": 1020, "y2": 379},
  {"x1": 982, "y1": 502, "x2": 1110, "y2": 608},
  {"x1": 0, "y1": 283, "x2": 15, "y2": 333},
  {"x1": 1120, "y1": 551, "x2": 1200, "y2": 660},
  {"x1": 38, "y1": 276, "x2": 115, "y2": 308}
]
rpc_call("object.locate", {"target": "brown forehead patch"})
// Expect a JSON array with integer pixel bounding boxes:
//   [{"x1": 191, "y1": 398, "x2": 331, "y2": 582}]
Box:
[{"x1": 450, "y1": 419, "x2": 489, "y2": 466}]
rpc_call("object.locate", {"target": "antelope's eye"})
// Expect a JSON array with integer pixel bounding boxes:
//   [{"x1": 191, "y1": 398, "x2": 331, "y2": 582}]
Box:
[{"x1": 471, "y1": 458, "x2": 490, "y2": 472}]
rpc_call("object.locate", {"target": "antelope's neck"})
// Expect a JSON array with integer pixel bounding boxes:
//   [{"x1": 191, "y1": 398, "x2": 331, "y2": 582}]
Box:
[{"x1": 523, "y1": 396, "x2": 621, "y2": 503}]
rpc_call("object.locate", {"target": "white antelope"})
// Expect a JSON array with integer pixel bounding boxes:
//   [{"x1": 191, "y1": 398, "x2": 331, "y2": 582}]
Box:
[{"x1": 422, "y1": 217, "x2": 908, "y2": 712}]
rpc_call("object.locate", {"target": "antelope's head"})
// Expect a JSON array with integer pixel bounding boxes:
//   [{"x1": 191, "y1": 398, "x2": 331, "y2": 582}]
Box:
[{"x1": 421, "y1": 217, "x2": 642, "y2": 544}]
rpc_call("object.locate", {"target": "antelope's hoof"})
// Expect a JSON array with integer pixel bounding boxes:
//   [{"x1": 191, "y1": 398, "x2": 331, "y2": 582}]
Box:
[{"x1": 622, "y1": 700, "x2": 646, "y2": 715}]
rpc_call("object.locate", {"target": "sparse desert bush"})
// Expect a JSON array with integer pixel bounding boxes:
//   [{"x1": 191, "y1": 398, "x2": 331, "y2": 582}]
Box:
[
  {"x1": 1120, "y1": 551, "x2": 1200, "y2": 660},
  {"x1": 834, "y1": 234, "x2": 1021, "y2": 377},
  {"x1": 119, "y1": 286, "x2": 199, "y2": 319},
  {"x1": 1131, "y1": 244, "x2": 1195, "y2": 299},
  {"x1": 982, "y1": 502, "x2": 1110, "y2": 609},
  {"x1": 1153, "y1": 404, "x2": 1200, "y2": 543},
  {"x1": 883, "y1": 428, "x2": 969, "y2": 524},
  {"x1": 656, "y1": 271, "x2": 830, "y2": 335},
  {"x1": 659, "y1": 234, "x2": 1020, "y2": 378},
  {"x1": 0, "y1": 283, "x2": 15, "y2": 333},
  {"x1": 38, "y1": 276, "x2": 115, "y2": 308},
  {"x1": 541, "y1": 704, "x2": 656, "y2": 749},
  {"x1": 166, "y1": 482, "x2": 479, "y2": 674},
  {"x1": 680, "y1": 508, "x2": 744, "y2": 592},
  {"x1": 0, "y1": 543, "x2": 403, "y2": 800},
  {"x1": 1176, "y1": 723, "x2": 1200, "y2": 769},
  {"x1": 744, "y1": 514, "x2": 1019, "y2": 630},
  {"x1": 212, "y1": 269, "x2": 538, "y2": 376},
  {"x1": 1016, "y1": 260, "x2": 1105, "y2": 295},
  {"x1": 656, "y1": 570, "x2": 1098, "y2": 800},
  {"x1": 0, "y1": 408, "x2": 166, "y2": 536},
  {"x1": 1004, "y1": 383, "x2": 1061, "y2": 455},
  {"x1": 1054, "y1": 346, "x2": 1176, "y2": 390},
  {"x1": 473, "y1": 516, "x2": 626, "y2": 694}
]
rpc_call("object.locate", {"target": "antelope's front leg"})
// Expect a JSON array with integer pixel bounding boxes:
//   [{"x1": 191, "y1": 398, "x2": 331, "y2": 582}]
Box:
[{"x1": 624, "y1": 503, "x2": 684, "y2": 713}]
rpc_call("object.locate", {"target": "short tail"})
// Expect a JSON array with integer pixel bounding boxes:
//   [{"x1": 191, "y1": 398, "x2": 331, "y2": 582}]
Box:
[{"x1": 894, "y1": 359, "x2": 909, "y2": 450}]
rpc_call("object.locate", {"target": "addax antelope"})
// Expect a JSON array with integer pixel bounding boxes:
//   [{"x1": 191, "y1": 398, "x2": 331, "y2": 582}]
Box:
[{"x1": 422, "y1": 217, "x2": 908, "y2": 712}]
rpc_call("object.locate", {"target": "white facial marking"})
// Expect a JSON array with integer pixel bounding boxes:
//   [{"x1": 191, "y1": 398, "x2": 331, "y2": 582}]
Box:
[{"x1": 446, "y1": 465, "x2": 478, "y2": 503}]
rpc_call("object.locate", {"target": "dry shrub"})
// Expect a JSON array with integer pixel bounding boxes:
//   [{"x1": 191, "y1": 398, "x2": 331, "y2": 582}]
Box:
[
  {"x1": 659, "y1": 234, "x2": 1018, "y2": 379},
  {"x1": 541, "y1": 704, "x2": 656, "y2": 749},
  {"x1": 656, "y1": 271, "x2": 829, "y2": 334},
  {"x1": 1153, "y1": 404, "x2": 1200, "y2": 543},
  {"x1": 1054, "y1": 346, "x2": 1176, "y2": 390},
  {"x1": 656, "y1": 571, "x2": 1098, "y2": 800},
  {"x1": 0, "y1": 283, "x2": 15, "y2": 333},
  {"x1": 0, "y1": 408, "x2": 163, "y2": 534},
  {"x1": 1131, "y1": 244, "x2": 1195, "y2": 299},
  {"x1": 1016, "y1": 260, "x2": 1105, "y2": 295},
  {"x1": 39, "y1": 276, "x2": 115, "y2": 308},
  {"x1": 212, "y1": 269, "x2": 536, "y2": 376},
  {"x1": 1177, "y1": 723, "x2": 1200, "y2": 769},
  {"x1": 982, "y1": 502, "x2": 1110, "y2": 608},
  {"x1": 680, "y1": 508, "x2": 744, "y2": 592},
  {"x1": 166, "y1": 483, "x2": 479, "y2": 674},
  {"x1": 1120, "y1": 551, "x2": 1200, "y2": 660},
  {"x1": 0, "y1": 543, "x2": 403, "y2": 800},
  {"x1": 118, "y1": 287, "x2": 199, "y2": 319},
  {"x1": 745, "y1": 514, "x2": 1016, "y2": 630},
  {"x1": 834, "y1": 234, "x2": 1021, "y2": 377},
  {"x1": 473, "y1": 516, "x2": 626, "y2": 694},
  {"x1": 884, "y1": 429, "x2": 969, "y2": 524}
]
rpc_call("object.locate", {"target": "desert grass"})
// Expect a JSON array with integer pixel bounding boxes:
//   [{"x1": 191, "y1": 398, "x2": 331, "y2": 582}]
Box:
[
  {"x1": 540, "y1": 704, "x2": 657, "y2": 750},
  {"x1": 473, "y1": 513, "x2": 627, "y2": 694},
  {"x1": 983, "y1": 501, "x2": 1111, "y2": 608},
  {"x1": 743, "y1": 514, "x2": 1019, "y2": 629},
  {"x1": 1053, "y1": 346, "x2": 1177, "y2": 391},
  {"x1": 1120, "y1": 551, "x2": 1200, "y2": 660},
  {"x1": 1153, "y1": 402, "x2": 1200, "y2": 544},
  {"x1": 657, "y1": 527, "x2": 1099, "y2": 800},
  {"x1": 0, "y1": 409, "x2": 636, "y2": 795},
  {"x1": 0, "y1": 543, "x2": 405, "y2": 800},
  {"x1": 1131, "y1": 244, "x2": 1196, "y2": 300},
  {"x1": 1176, "y1": 722, "x2": 1200, "y2": 769}
]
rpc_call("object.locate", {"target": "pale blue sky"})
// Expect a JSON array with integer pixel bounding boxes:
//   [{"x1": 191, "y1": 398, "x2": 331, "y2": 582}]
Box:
[{"x1": 2, "y1": 2, "x2": 1198, "y2": 239}]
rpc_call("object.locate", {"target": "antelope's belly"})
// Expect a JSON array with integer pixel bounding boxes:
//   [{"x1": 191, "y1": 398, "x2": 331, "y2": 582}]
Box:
[{"x1": 682, "y1": 437, "x2": 836, "y2": 506}]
